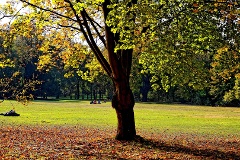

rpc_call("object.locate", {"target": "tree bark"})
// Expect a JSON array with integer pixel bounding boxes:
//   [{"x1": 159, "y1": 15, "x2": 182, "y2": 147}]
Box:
[{"x1": 112, "y1": 80, "x2": 136, "y2": 140}]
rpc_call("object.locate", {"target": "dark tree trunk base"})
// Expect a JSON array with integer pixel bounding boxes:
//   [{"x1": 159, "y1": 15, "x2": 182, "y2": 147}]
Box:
[
  {"x1": 115, "y1": 108, "x2": 136, "y2": 140},
  {"x1": 115, "y1": 134, "x2": 145, "y2": 141},
  {"x1": 111, "y1": 82, "x2": 136, "y2": 141}
]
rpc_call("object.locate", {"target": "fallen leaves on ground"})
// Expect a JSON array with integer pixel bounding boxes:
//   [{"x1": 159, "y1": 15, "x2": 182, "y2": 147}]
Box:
[{"x1": 0, "y1": 125, "x2": 239, "y2": 159}]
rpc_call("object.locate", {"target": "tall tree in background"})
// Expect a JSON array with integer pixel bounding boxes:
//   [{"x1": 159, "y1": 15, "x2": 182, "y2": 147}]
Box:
[
  {"x1": 209, "y1": 0, "x2": 240, "y2": 106},
  {"x1": 0, "y1": 19, "x2": 41, "y2": 104},
  {"x1": 139, "y1": 1, "x2": 222, "y2": 92}
]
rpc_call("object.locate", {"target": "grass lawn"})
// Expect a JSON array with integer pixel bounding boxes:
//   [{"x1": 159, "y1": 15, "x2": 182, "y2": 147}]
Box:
[
  {"x1": 0, "y1": 100, "x2": 240, "y2": 159},
  {"x1": 0, "y1": 100, "x2": 240, "y2": 136}
]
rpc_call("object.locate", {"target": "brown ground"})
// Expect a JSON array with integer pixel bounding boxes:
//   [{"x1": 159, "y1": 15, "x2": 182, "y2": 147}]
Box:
[{"x1": 0, "y1": 125, "x2": 240, "y2": 159}]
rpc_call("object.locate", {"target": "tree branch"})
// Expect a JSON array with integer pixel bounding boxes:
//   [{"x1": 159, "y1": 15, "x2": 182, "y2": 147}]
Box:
[
  {"x1": 80, "y1": 9, "x2": 112, "y2": 76},
  {"x1": 102, "y1": 0, "x2": 120, "y2": 80},
  {"x1": 0, "y1": 15, "x2": 12, "y2": 20},
  {"x1": 20, "y1": 0, "x2": 112, "y2": 76},
  {"x1": 20, "y1": 0, "x2": 77, "y2": 23},
  {"x1": 83, "y1": 10, "x2": 106, "y2": 47},
  {"x1": 64, "y1": 0, "x2": 112, "y2": 76},
  {"x1": 120, "y1": 0, "x2": 137, "y2": 80},
  {"x1": 58, "y1": 23, "x2": 81, "y2": 32}
]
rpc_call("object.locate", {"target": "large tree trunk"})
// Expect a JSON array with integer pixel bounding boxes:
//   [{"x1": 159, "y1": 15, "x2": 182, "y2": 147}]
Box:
[
  {"x1": 112, "y1": 79, "x2": 136, "y2": 140},
  {"x1": 90, "y1": 0, "x2": 138, "y2": 140}
]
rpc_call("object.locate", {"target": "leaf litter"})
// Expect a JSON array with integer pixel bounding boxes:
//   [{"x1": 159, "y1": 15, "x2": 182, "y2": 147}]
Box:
[{"x1": 0, "y1": 125, "x2": 239, "y2": 159}]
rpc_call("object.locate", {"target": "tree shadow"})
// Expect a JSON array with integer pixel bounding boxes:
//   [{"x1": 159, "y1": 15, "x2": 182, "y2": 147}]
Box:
[{"x1": 133, "y1": 135, "x2": 240, "y2": 159}]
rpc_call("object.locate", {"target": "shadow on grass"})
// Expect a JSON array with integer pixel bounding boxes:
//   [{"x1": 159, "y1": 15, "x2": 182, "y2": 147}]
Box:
[{"x1": 133, "y1": 135, "x2": 240, "y2": 159}]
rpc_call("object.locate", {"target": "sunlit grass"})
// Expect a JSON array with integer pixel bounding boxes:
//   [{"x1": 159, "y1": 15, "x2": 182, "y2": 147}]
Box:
[
  {"x1": 134, "y1": 103, "x2": 240, "y2": 136},
  {"x1": 0, "y1": 100, "x2": 116, "y2": 127},
  {"x1": 0, "y1": 100, "x2": 240, "y2": 136}
]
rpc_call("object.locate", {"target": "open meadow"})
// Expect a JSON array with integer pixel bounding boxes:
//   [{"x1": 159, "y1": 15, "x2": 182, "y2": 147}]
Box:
[{"x1": 0, "y1": 100, "x2": 240, "y2": 159}]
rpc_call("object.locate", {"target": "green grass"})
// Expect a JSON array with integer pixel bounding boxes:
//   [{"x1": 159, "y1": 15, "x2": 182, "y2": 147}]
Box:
[
  {"x1": 0, "y1": 100, "x2": 240, "y2": 136},
  {"x1": 0, "y1": 100, "x2": 116, "y2": 127},
  {"x1": 134, "y1": 103, "x2": 240, "y2": 136}
]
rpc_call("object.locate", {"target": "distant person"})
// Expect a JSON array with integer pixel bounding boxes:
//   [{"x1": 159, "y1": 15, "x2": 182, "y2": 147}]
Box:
[{"x1": 90, "y1": 100, "x2": 98, "y2": 104}]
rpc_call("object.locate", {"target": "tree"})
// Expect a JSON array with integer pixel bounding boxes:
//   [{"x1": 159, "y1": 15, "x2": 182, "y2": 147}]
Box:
[
  {"x1": 3, "y1": 0, "x2": 235, "y2": 139},
  {"x1": 0, "y1": 22, "x2": 41, "y2": 104},
  {"x1": 1, "y1": 0, "x2": 139, "y2": 140},
  {"x1": 137, "y1": 1, "x2": 239, "y2": 106},
  {"x1": 10, "y1": 0, "x2": 173, "y2": 140},
  {"x1": 208, "y1": 0, "x2": 240, "y2": 106},
  {"x1": 210, "y1": 46, "x2": 240, "y2": 106}
]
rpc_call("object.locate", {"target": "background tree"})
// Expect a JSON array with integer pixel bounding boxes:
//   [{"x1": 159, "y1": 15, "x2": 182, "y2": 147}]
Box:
[
  {"x1": 0, "y1": 21, "x2": 41, "y2": 104},
  {"x1": 210, "y1": 46, "x2": 240, "y2": 106},
  {"x1": 208, "y1": 0, "x2": 240, "y2": 106}
]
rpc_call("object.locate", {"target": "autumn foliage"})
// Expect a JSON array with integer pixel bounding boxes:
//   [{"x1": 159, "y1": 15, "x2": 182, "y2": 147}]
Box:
[{"x1": 0, "y1": 125, "x2": 240, "y2": 159}]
